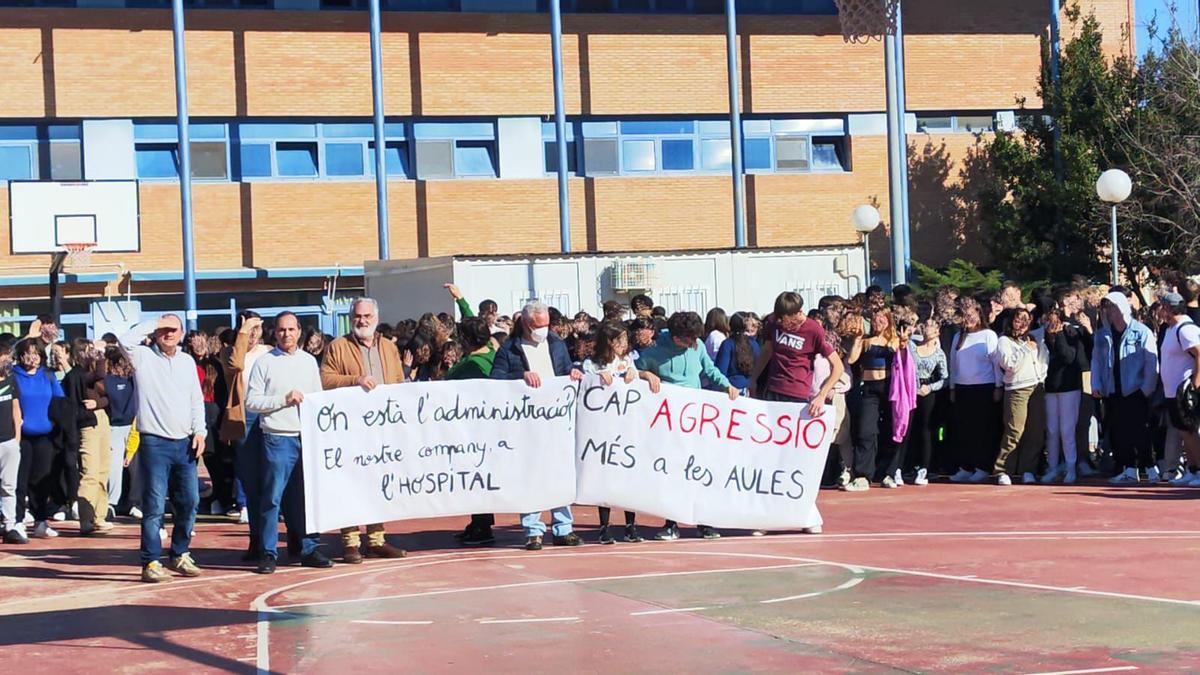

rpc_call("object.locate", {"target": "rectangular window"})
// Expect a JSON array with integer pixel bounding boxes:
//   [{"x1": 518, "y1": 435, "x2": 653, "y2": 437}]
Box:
[
  {"x1": 583, "y1": 138, "x2": 618, "y2": 176},
  {"x1": 191, "y1": 141, "x2": 229, "y2": 179},
  {"x1": 621, "y1": 139, "x2": 656, "y2": 172},
  {"x1": 0, "y1": 145, "x2": 33, "y2": 181},
  {"x1": 811, "y1": 137, "x2": 845, "y2": 171},
  {"x1": 701, "y1": 138, "x2": 731, "y2": 171},
  {"x1": 368, "y1": 141, "x2": 410, "y2": 178},
  {"x1": 454, "y1": 141, "x2": 497, "y2": 177},
  {"x1": 661, "y1": 138, "x2": 694, "y2": 170},
  {"x1": 543, "y1": 140, "x2": 577, "y2": 174},
  {"x1": 916, "y1": 115, "x2": 954, "y2": 133},
  {"x1": 135, "y1": 144, "x2": 179, "y2": 179},
  {"x1": 326, "y1": 142, "x2": 366, "y2": 176},
  {"x1": 416, "y1": 140, "x2": 454, "y2": 179},
  {"x1": 957, "y1": 115, "x2": 995, "y2": 133},
  {"x1": 775, "y1": 137, "x2": 810, "y2": 172},
  {"x1": 276, "y1": 142, "x2": 319, "y2": 176},
  {"x1": 240, "y1": 143, "x2": 273, "y2": 178},
  {"x1": 49, "y1": 142, "x2": 82, "y2": 181},
  {"x1": 744, "y1": 137, "x2": 772, "y2": 170},
  {"x1": 241, "y1": 123, "x2": 318, "y2": 140},
  {"x1": 620, "y1": 120, "x2": 694, "y2": 135}
]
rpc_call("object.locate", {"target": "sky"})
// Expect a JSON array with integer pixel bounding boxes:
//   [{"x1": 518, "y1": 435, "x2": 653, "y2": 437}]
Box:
[{"x1": 1135, "y1": 0, "x2": 1199, "y2": 55}]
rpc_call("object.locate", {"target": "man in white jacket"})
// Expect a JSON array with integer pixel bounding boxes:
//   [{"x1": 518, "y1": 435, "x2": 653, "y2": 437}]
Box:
[{"x1": 246, "y1": 312, "x2": 332, "y2": 574}]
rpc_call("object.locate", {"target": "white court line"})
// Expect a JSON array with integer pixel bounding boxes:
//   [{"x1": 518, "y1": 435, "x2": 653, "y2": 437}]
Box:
[
  {"x1": 629, "y1": 606, "x2": 710, "y2": 616},
  {"x1": 352, "y1": 619, "x2": 434, "y2": 626},
  {"x1": 270, "y1": 561, "x2": 822, "y2": 611},
  {"x1": 788, "y1": 554, "x2": 1200, "y2": 609},
  {"x1": 760, "y1": 574, "x2": 866, "y2": 604},
  {"x1": 478, "y1": 616, "x2": 580, "y2": 625},
  {"x1": 1027, "y1": 662, "x2": 1137, "y2": 667}
]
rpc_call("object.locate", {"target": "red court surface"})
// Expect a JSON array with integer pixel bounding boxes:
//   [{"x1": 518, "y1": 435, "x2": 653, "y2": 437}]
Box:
[{"x1": 2, "y1": 482, "x2": 1199, "y2": 674}]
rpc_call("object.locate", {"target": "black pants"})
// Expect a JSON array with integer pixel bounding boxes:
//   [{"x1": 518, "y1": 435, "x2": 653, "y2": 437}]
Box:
[
  {"x1": 200, "y1": 402, "x2": 237, "y2": 509},
  {"x1": 53, "y1": 437, "x2": 79, "y2": 513},
  {"x1": 851, "y1": 379, "x2": 891, "y2": 480},
  {"x1": 20, "y1": 434, "x2": 57, "y2": 522},
  {"x1": 1106, "y1": 393, "x2": 1154, "y2": 470},
  {"x1": 598, "y1": 507, "x2": 636, "y2": 528},
  {"x1": 901, "y1": 392, "x2": 938, "y2": 471},
  {"x1": 929, "y1": 388, "x2": 954, "y2": 472},
  {"x1": 951, "y1": 384, "x2": 1000, "y2": 471}
]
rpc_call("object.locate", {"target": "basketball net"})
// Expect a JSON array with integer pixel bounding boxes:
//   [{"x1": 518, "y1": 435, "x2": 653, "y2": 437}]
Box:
[
  {"x1": 834, "y1": 0, "x2": 899, "y2": 43},
  {"x1": 62, "y1": 242, "x2": 96, "y2": 271}
]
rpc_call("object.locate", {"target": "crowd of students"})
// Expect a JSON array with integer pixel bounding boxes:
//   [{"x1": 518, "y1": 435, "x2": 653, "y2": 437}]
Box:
[{"x1": 0, "y1": 274, "x2": 1197, "y2": 582}]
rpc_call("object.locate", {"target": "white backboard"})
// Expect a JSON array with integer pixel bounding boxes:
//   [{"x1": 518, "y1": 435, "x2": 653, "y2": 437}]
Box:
[{"x1": 9, "y1": 180, "x2": 139, "y2": 254}]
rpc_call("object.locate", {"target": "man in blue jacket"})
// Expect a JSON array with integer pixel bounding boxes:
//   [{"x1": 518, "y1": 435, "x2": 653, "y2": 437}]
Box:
[
  {"x1": 1091, "y1": 291, "x2": 1159, "y2": 484},
  {"x1": 491, "y1": 301, "x2": 583, "y2": 551}
]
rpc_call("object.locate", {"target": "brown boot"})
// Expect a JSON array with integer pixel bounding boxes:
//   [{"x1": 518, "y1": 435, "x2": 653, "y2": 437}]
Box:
[
  {"x1": 343, "y1": 545, "x2": 363, "y2": 565},
  {"x1": 365, "y1": 542, "x2": 406, "y2": 559}
]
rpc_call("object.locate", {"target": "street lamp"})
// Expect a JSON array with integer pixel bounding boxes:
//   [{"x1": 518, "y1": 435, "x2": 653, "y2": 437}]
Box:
[
  {"x1": 852, "y1": 205, "x2": 882, "y2": 288},
  {"x1": 1096, "y1": 168, "x2": 1132, "y2": 286}
]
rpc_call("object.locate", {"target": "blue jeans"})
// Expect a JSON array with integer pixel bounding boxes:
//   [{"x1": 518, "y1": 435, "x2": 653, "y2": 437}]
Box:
[
  {"x1": 521, "y1": 506, "x2": 573, "y2": 538},
  {"x1": 259, "y1": 433, "x2": 318, "y2": 559},
  {"x1": 234, "y1": 413, "x2": 263, "y2": 548},
  {"x1": 138, "y1": 434, "x2": 199, "y2": 565}
]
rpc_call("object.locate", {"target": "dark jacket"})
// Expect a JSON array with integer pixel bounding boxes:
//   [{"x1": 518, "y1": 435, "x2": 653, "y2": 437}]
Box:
[
  {"x1": 62, "y1": 365, "x2": 108, "y2": 430},
  {"x1": 105, "y1": 374, "x2": 138, "y2": 427},
  {"x1": 49, "y1": 396, "x2": 80, "y2": 455},
  {"x1": 1045, "y1": 327, "x2": 1089, "y2": 393},
  {"x1": 490, "y1": 334, "x2": 574, "y2": 380}
]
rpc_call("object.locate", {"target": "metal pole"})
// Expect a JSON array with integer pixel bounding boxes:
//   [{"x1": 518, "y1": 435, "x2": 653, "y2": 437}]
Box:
[
  {"x1": 884, "y1": 25, "x2": 907, "y2": 286},
  {"x1": 368, "y1": 0, "x2": 390, "y2": 261},
  {"x1": 550, "y1": 0, "x2": 571, "y2": 253},
  {"x1": 894, "y1": 3, "x2": 912, "y2": 282},
  {"x1": 1049, "y1": 0, "x2": 1064, "y2": 188},
  {"x1": 726, "y1": 0, "x2": 747, "y2": 249},
  {"x1": 863, "y1": 233, "x2": 871, "y2": 288},
  {"x1": 1110, "y1": 204, "x2": 1119, "y2": 285},
  {"x1": 171, "y1": 0, "x2": 197, "y2": 330}
]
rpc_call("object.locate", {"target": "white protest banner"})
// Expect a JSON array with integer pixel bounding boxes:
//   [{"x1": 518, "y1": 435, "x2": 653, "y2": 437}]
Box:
[
  {"x1": 575, "y1": 375, "x2": 831, "y2": 530},
  {"x1": 299, "y1": 377, "x2": 579, "y2": 533}
]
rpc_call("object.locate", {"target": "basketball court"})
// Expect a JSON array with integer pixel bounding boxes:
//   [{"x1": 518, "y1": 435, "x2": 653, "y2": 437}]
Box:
[{"x1": 2, "y1": 482, "x2": 1198, "y2": 673}]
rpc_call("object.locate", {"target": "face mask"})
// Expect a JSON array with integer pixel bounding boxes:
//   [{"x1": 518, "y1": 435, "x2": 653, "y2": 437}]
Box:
[{"x1": 530, "y1": 326, "x2": 550, "y2": 344}]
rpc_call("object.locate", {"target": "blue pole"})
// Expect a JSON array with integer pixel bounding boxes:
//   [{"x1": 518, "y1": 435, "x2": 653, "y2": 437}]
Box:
[
  {"x1": 550, "y1": 0, "x2": 571, "y2": 253},
  {"x1": 884, "y1": 11, "x2": 907, "y2": 286},
  {"x1": 171, "y1": 0, "x2": 197, "y2": 330},
  {"x1": 726, "y1": 0, "x2": 746, "y2": 249},
  {"x1": 894, "y1": 3, "x2": 912, "y2": 282},
  {"x1": 1049, "y1": 0, "x2": 1064, "y2": 187},
  {"x1": 368, "y1": 0, "x2": 390, "y2": 260}
]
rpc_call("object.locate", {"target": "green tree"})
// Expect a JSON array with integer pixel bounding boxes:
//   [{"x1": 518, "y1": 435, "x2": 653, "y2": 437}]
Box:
[{"x1": 978, "y1": 6, "x2": 1139, "y2": 282}]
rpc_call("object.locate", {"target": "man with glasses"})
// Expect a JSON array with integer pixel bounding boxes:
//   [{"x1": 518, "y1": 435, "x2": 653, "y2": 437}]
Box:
[{"x1": 118, "y1": 314, "x2": 207, "y2": 583}]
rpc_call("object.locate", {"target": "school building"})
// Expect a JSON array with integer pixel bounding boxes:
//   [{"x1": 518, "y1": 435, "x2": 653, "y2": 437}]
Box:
[{"x1": 0, "y1": 0, "x2": 1134, "y2": 330}]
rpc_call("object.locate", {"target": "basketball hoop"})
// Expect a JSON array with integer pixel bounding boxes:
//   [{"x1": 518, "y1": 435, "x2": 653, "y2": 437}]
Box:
[
  {"x1": 61, "y1": 242, "x2": 96, "y2": 271},
  {"x1": 834, "y1": 0, "x2": 899, "y2": 43}
]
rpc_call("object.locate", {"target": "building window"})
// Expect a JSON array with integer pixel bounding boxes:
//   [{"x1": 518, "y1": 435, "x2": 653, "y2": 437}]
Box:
[
  {"x1": 916, "y1": 113, "x2": 996, "y2": 134},
  {"x1": 235, "y1": 121, "x2": 408, "y2": 180},
  {"x1": 774, "y1": 137, "x2": 811, "y2": 172},
  {"x1": 48, "y1": 125, "x2": 82, "y2": 181},
  {"x1": 541, "y1": 122, "x2": 578, "y2": 175},
  {"x1": 0, "y1": 126, "x2": 38, "y2": 182},
  {"x1": 368, "y1": 141, "x2": 411, "y2": 177},
  {"x1": 276, "y1": 142, "x2": 319, "y2": 176},
  {"x1": 412, "y1": 122, "x2": 497, "y2": 179},
  {"x1": 582, "y1": 138, "x2": 619, "y2": 176},
  {"x1": 661, "y1": 138, "x2": 694, "y2": 171},
  {"x1": 133, "y1": 122, "x2": 230, "y2": 181}
]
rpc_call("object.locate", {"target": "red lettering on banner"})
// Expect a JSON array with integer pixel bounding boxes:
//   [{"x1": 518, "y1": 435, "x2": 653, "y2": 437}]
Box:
[
  {"x1": 650, "y1": 399, "x2": 673, "y2": 431},
  {"x1": 679, "y1": 402, "x2": 698, "y2": 433},
  {"x1": 699, "y1": 403, "x2": 722, "y2": 438},
  {"x1": 801, "y1": 418, "x2": 828, "y2": 450},
  {"x1": 726, "y1": 408, "x2": 746, "y2": 441},
  {"x1": 751, "y1": 413, "x2": 772, "y2": 444},
  {"x1": 773, "y1": 413, "x2": 794, "y2": 447}
]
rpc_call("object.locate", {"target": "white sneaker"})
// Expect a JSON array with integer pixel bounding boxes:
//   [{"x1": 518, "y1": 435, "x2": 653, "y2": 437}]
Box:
[
  {"x1": 237, "y1": 507, "x2": 248, "y2": 525},
  {"x1": 1064, "y1": 468, "x2": 1077, "y2": 484},
  {"x1": 949, "y1": 468, "x2": 973, "y2": 483},
  {"x1": 33, "y1": 521, "x2": 59, "y2": 538},
  {"x1": 913, "y1": 468, "x2": 929, "y2": 486},
  {"x1": 801, "y1": 525, "x2": 822, "y2": 534},
  {"x1": 837, "y1": 469, "x2": 850, "y2": 488},
  {"x1": 22, "y1": 511, "x2": 33, "y2": 527},
  {"x1": 209, "y1": 501, "x2": 223, "y2": 516},
  {"x1": 1109, "y1": 468, "x2": 1139, "y2": 484},
  {"x1": 50, "y1": 507, "x2": 67, "y2": 522},
  {"x1": 968, "y1": 469, "x2": 990, "y2": 483},
  {"x1": 893, "y1": 469, "x2": 905, "y2": 487},
  {"x1": 997, "y1": 473, "x2": 1012, "y2": 486},
  {"x1": 1022, "y1": 472, "x2": 1037, "y2": 485},
  {"x1": 1146, "y1": 466, "x2": 1162, "y2": 483},
  {"x1": 129, "y1": 506, "x2": 143, "y2": 520},
  {"x1": 842, "y1": 477, "x2": 870, "y2": 492},
  {"x1": 68, "y1": 501, "x2": 79, "y2": 521},
  {"x1": 1168, "y1": 470, "x2": 1194, "y2": 486}
]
